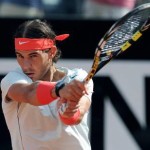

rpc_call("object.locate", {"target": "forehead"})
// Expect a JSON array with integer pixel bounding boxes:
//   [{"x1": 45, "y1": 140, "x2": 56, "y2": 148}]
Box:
[{"x1": 15, "y1": 49, "x2": 42, "y2": 55}]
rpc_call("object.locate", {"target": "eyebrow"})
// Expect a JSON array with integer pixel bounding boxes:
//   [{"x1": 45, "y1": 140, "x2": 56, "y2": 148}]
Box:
[{"x1": 15, "y1": 51, "x2": 39, "y2": 56}]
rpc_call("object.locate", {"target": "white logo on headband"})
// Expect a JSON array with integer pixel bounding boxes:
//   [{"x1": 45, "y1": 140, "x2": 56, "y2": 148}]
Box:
[{"x1": 19, "y1": 41, "x2": 29, "y2": 45}]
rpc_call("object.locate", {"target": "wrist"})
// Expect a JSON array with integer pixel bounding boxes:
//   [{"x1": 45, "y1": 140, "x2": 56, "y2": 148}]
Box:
[
  {"x1": 51, "y1": 87, "x2": 58, "y2": 99},
  {"x1": 59, "y1": 109, "x2": 81, "y2": 125},
  {"x1": 55, "y1": 80, "x2": 66, "y2": 97},
  {"x1": 36, "y1": 81, "x2": 57, "y2": 105}
]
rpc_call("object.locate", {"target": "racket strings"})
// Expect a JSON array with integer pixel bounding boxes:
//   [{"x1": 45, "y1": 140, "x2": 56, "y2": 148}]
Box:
[
  {"x1": 100, "y1": 14, "x2": 144, "y2": 61},
  {"x1": 85, "y1": 3, "x2": 150, "y2": 82}
]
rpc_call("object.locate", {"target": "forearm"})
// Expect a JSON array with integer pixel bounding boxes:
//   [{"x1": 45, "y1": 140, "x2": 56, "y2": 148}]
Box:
[
  {"x1": 7, "y1": 81, "x2": 58, "y2": 106},
  {"x1": 7, "y1": 78, "x2": 89, "y2": 108},
  {"x1": 77, "y1": 96, "x2": 91, "y2": 123}
]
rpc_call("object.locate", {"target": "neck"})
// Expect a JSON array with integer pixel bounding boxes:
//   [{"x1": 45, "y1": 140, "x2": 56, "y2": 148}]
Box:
[
  {"x1": 42, "y1": 65, "x2": 65, "y2": 82},
  {"x1": 49, "y1": 65, "x2": 57, "y2": 81}
]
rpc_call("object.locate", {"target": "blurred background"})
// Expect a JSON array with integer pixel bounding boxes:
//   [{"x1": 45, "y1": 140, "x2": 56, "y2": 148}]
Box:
[
  {"x1": 0, "y1": 0, "x2": 148, "y2": 19},
  {"x1": 0, "y1": 0, "x2": 150, "y2": 150}
]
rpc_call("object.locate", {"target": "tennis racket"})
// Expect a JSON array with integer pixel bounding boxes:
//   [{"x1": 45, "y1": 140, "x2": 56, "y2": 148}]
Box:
[{"x1": 84, "y1": 3, "x2": 150, "y2": 82}]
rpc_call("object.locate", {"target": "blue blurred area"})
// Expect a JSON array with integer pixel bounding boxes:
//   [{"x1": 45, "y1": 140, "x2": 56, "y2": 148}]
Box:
[
  {"x1": 0, "y1": 0, "x2": 43, "y2": 8},
  {"x1": 0, "y1": 0, "x2": 149, "y2": 19},
  {"x1": 0, "y1": 0, "x2": 85, "y2": 18}
]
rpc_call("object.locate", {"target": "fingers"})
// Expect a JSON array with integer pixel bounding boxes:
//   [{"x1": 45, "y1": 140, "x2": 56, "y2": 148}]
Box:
[
  {"x1": 59, "y1": 79, "x2": 88, "y2": 101},
  {"x1": 59, "y1": 102, "x2": 79, "y2": 118},
  {"x1": 57, "y1": 79, "x2": 88, "y2": 118},
  {"x1": 58, "y1": 96, "x2": 81, "y2": 118}
]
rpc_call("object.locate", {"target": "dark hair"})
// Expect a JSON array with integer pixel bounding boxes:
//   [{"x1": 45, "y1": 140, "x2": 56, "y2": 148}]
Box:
[{"x1": 14, "y1": 19, "x2": 61, "y2": 63}]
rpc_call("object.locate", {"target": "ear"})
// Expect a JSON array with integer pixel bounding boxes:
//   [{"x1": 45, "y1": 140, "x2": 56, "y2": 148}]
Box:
[{"x1": 49, "y1": 46, "x2": 57, "y2": 58}]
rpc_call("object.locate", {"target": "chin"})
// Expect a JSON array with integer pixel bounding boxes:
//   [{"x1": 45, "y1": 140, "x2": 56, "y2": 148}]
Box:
[
  {"x1": 33, "y1": 76, "x2": 42, "y2": 82},
  {"x1": 31, "y1": 77, "x2": 37, "y2": 82}
]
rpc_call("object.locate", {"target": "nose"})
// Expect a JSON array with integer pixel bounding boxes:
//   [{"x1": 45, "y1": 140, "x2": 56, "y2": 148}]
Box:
[{"x1": 21, "y1": 59, "x2": 31, "y2": 71}]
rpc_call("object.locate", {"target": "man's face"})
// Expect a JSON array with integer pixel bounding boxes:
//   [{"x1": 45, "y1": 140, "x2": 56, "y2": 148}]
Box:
[{"x1": 15, "y1": 49, "x2": 50, "y2": 81}]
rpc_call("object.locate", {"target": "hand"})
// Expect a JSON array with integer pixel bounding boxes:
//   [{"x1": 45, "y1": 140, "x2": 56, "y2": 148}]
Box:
[
  {"x1": 59, "y1": 79, "x2": 88, "y2": 102},
  {"x1": 58, "y1": 98, "x2": 80, "y2": 118}
]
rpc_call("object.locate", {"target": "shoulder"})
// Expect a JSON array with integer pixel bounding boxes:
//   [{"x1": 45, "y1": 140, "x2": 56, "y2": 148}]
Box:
[
  {"x1": 1, "y1": 68, "x2": 32, "y2": 102},
  {"x1": 1, "y1": 67, "x2": 32, "y2": 89},
  {"x1": 72, "y1": 68, "x2": 88, "y2": 81},
  {"x1": 58, "y1": 67, "x2": 93, "y2": 86},
  {"x1": 58, "y1": 67, "x2": 88, "y2": 81}
]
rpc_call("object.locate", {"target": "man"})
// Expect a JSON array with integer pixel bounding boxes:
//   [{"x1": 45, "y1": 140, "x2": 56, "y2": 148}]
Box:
[{"x1": 0, "y1": 19, "x2": 93, "y2": 150}]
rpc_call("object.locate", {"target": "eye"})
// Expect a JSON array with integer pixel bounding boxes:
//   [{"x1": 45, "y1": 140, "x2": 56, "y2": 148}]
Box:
[
  {"x1": 16, "y1": 54, "x2": 23, "y2": 58},
  {"x1": 30, "y1": 54, "x2": 37, "y2": 58}
]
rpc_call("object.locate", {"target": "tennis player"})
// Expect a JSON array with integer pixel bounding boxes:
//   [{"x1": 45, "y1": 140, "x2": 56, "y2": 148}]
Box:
[{"x1": 0, "y1": 19, "x2": 93, "y2": 150}]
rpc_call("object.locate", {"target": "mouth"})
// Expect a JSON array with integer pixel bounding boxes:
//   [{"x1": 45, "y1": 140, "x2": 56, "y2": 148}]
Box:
[{"x1": 25, "y1": 73, "x2": 34, "y2": 78}]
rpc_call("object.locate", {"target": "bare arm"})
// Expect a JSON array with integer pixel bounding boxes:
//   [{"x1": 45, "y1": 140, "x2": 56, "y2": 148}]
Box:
[
  {"x1": 6, "y1": 79, "x2": 89, "y2": 107},
  {"x1": 7, "y1": 81, "x2": 42, "y2": 106},
  {"x1": 77, "y1": 95, "x2": 91, "y2": 123}
]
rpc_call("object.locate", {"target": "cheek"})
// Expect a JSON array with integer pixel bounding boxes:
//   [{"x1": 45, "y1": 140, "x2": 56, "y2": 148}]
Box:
[
  {"x1": 34, "y1": 59, "x2": 49, "y2": 71},
  {"x1": 16, "y1": 58, "x2": 23, "y2": 66},
  {"x1": 33, "y1": 61, "x2": 42, "y2": 70},
  {"x1": 32, "y1": 54, "x2": 49, "y2": 71}
]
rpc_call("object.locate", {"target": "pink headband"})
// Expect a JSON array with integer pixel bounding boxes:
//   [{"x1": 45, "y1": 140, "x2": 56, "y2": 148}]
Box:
[{"x1": 15, "y1": 34, "x2": 69, "y2": 50}]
